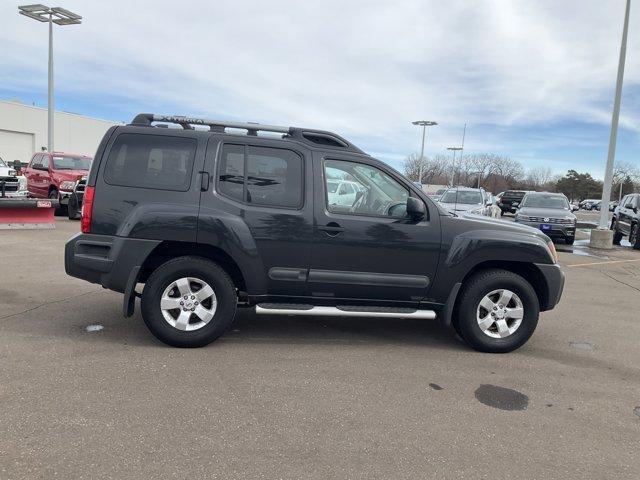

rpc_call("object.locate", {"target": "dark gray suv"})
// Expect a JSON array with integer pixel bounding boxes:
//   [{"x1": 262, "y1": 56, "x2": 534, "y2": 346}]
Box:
[
  {"x1": 515, "y1": 192, "x2": 577, "y2": 245},
  {"x1": 65, "y1": 113, "x2": 565, "y2": 353}
]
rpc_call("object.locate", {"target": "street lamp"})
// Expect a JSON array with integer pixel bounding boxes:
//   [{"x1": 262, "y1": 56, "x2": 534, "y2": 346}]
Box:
[
  {"x1": 412, "y1": 120, "x2": 438, "y2": 185},
  {"x1": 18, "y1": 4, "x2": 82, "y2": 153},
  {"x1": 447, "y1": 147, "x2": 463, "y2": 186},
  {"x1": 589, "y1": 0, "x2": 631, "y2": 248}
]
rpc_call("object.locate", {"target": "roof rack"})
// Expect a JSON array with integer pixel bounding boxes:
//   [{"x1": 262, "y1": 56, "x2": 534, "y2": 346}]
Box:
[{"x1": 129, "y1": 113, "x2": 366, "y2": 154}]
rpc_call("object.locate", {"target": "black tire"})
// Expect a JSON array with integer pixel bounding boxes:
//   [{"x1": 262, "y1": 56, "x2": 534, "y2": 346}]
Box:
[
  {"x1": 49, "y1": 189, "x2": 66, "y2": 216},
  {"x1": 141, "y1": 256, "x2": 237, "y2": 347},
  {"x1": 611, "y1": 218, "x2": 623, "y2": 245},
  {"x1": 453, "y1": 269, "x2": 539, "y2": 353},
  {"x1": 630, "y1": 223, "x2": 640, "y2": 250},
  {"x1": 67, "y1": 194, "x2": 81, "y2": 220},
  {"x1": 565, "y1": 236, "x2": 575, "y2": 245}
]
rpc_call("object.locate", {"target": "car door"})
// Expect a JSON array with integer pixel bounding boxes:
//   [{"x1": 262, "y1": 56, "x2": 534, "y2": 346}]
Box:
[
  {"x1": 40, "y1": 155, "x2": 51, "y2": 196},
  {"x1": 24, "y1": 154, "x2": 41, "y2": 197},
  {"x1": 199, "y1": 137, "x2": 313, "y2": 299},
  {"x1": 308, "y1": 154, "x2": 441, "y2": 305},
  {"x1": 619, "y1": 195, "x2": 634, "y2": 235}
]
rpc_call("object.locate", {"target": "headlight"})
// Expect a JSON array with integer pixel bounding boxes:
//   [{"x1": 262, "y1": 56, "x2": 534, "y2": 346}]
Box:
[
  {"x1": 468, "y1": 207, "x2": 485, "y2": 215},
  {"x1": 547, "y1": 240, "x2": 558, "y2": 263},
  {"x1": 60, "y1": 181, "x2": 76, "y2": 191},
  {"x1": 515, "y1": 214, "x2": 531, "y2": 221}
]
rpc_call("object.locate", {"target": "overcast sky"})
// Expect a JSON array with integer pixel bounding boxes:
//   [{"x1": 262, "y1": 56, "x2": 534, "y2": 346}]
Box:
[{"x1": 1, "y1": 0, "x2": 638, "y2": 177}]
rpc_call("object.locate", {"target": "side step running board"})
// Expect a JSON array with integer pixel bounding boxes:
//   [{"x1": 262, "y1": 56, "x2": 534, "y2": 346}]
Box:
[{"x1": 255, "y1": 304, "x2": 436, "y2": 320}]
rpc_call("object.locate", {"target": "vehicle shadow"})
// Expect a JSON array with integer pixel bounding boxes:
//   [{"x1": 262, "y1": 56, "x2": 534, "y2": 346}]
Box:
[{"x1": 89, "y1": 304, "x2": 463, "y2": 352}]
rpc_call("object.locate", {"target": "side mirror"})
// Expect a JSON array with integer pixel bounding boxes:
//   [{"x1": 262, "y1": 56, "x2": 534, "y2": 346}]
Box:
[{"x1": 406, "y1": 197, "x2": 425, "y2": 218}]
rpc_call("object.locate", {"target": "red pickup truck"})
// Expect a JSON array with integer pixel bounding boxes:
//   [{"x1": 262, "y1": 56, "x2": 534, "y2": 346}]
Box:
[{"x1": 24, "y1": 152, "x2": 92, "y2": 215}]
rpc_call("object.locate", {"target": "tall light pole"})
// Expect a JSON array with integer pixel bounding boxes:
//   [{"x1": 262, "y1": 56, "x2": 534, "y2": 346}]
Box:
[
  {"x1": 447, "y1": 147, "x2": 462, "y2": 186},
  {"x1": 18, "y1": 5, "x2": 82, "y2": 153},
  {"x1": 412, "y1": 120, "x2": 438, "y2": 185},
  {"x1": 596, "y1": 0, "x2": 630, "y2": 234}
]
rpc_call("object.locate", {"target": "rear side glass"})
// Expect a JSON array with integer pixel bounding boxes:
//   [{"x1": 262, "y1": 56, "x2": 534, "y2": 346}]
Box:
[
  {"x1": 217, "y1": 144, "x2": 303, "y2": 209},
  {"x1": 103, "y1": 134, "x2": 196, "y2": 191},
  {"x1": 218, "y1": 144, "x2": 245, "y2": 201},
  {"x1": 246, "y1": 146, "x2": 302, "y2": 208}
]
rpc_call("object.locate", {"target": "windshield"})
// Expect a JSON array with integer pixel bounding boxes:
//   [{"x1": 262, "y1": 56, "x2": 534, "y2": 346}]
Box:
[
  {"x1": 52, "y1": 156, "x2": 91, "y2": 170},
  {"x1": 522, "y1": 195, "x2": 569, "y2": 209},
  {"x1": 327, "y1": 181, "x2": 339, "y2": 194},
  {"x1": 440, "y1": 190, "x2": 483, "y2": 204}
]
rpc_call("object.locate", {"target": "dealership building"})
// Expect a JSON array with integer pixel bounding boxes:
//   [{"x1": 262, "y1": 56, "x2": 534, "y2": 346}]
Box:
[{"x1": 0, "y1": 99, "x2": 121, "y2": 164}]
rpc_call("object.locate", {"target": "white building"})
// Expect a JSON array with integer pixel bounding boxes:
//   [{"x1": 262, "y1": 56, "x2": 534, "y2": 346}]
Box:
[{"x1": 0, "y1": 99, "x2": 121, "y2": 164}]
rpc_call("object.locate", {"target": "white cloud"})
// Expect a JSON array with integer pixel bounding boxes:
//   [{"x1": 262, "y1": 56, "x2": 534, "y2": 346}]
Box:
[{"x1": 1, "y1": 0, "x2": 638, "y2": 174}]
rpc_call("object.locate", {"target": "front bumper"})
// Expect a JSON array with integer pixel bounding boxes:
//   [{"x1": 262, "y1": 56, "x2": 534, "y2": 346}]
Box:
[
  {"x1": 1, "y1": 190, "x2": 29, "y2": 198},
  {"x1": 535, "y1": 263, "x2": 565, "y2": 311},
  {"x1": 516, "y1": 220, "x2": 576, "y2": 239}
]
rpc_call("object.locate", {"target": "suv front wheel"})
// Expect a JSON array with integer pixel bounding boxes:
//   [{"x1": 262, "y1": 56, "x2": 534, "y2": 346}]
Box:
[
  {"x1": 453, "y1": 269, "x2": 539, "y2": 353},
  {"x1": 141, "y1": 256, "x2": 237, "y2": 347},
  {"x1": 630, "y1": 223, "x2": 640, "y2": 250}
]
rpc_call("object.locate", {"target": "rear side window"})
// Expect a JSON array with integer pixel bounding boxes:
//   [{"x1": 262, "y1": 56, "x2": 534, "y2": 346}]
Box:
[
  {"x1": 217, "y1": 144, "x2": 303, "y2": 208},
  {"x1": 103, "y1": 134, "x2": 196, "y2": 191}
]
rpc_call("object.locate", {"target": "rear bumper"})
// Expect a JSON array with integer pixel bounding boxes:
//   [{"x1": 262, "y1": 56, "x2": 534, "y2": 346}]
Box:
[
  {"x1": 535, "y1": 262, "x2": 565, "y2": 311},
  {"x1": 65, "y1": 233, "x2": 160, "y2": 293}
]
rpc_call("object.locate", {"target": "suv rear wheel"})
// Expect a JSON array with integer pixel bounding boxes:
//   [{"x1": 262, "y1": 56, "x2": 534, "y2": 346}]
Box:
[
  {"x1": 453, "y1": 269, "x2": 539, "y2": 353},
  {"x1": 141, "y1": 256, "x2": 237, "y2": 347}
]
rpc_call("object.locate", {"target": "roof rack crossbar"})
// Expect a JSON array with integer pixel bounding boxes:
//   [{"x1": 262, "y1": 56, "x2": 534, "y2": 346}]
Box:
[{"x1": 129, "y1": 113, "x2": 366, "y2": 154}]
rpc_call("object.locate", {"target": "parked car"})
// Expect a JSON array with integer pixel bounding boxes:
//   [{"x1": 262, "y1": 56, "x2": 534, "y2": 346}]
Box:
[
  {"x1": 437, "y1": 187, "x2": 490, "y2": 215},
  {"x1": 67, "y1": 176, "x2": 87, "y2": 220},
  {"x1": 514, "y1": 192, "x2": 577, "y2": 245},
  {"x1": 427, "y1": 188, "x2": 448, "y2": 201},
  {"x1": 498, "y1": 190, "x2": 527, "y2": 214},
  {"x1": 326, "y1": 179, "x2": 362, "y2": 208},
  {"x1": 0, "y1": 156, "x2": 28, "y2": 198},
  {"x1": 611, "y1": 193, "x2": 640, "y2": 249},
  {"x1": 23, "y1": 151, "x2": 92, "y2": 215},
  {"x1": 579, "y1": 199, "x2": 600, "y2": 210},
  {"x1": 65, "y1": 113, "x2": 564, "y2": 353}
]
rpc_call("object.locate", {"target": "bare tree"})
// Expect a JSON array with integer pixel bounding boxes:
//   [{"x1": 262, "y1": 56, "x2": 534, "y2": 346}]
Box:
[
  {"x1": 404, "y1": 153, "x2": 447, "y2": 185},
  {"x1": 526, "y1": 166, "x2": 554, "y2": 190},
  {"x1": 403, "y1": 153, "x2": 427, "y2": 182},
  {"x1": 612, "y1": 161, "x2": 640, "y2": 201}
]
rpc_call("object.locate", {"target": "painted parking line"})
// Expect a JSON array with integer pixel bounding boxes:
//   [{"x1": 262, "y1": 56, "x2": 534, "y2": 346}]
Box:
[{"x1": 566, "y1": 258, "x2": 640, "y2": 267}]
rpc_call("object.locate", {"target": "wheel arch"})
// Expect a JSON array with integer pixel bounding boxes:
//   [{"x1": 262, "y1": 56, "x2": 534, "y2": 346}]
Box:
[
  {"x1": 138, "y1": 241, "x2": 247, "y2": 294},
  {"x1": 459, "y1": 260, "x2": 549, "y2": 310},
  {"x1": 440, "y1": 260, "x2": 551, "y2": 326}
]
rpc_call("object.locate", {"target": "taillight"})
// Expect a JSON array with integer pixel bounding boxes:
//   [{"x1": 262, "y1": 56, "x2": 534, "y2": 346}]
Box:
[{"x1": 81, "y1": 185, "x2": 95, "y2": 233}]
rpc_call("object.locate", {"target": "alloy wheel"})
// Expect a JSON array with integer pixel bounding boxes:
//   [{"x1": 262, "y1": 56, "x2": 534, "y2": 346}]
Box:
[
  {"x1": 476, "y1": 289, "x2": 524, "y2": 339},
  {"x1": 160, "y1": 277, "x2": 217, "y2": 331}
]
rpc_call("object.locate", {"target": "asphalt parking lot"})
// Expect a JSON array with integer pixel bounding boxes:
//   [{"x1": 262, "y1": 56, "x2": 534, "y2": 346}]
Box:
[{"x1": 1, "y1": 218, "x2": 639, "y2": 479}]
